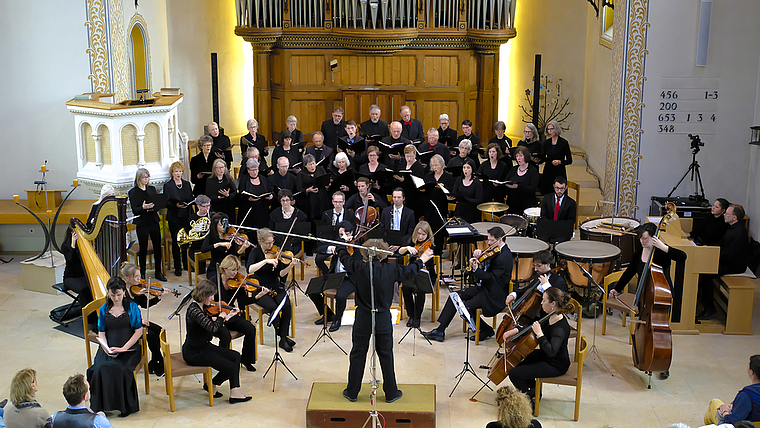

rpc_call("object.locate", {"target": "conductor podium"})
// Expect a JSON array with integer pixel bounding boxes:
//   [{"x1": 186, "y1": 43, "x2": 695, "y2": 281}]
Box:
[{"x1": 306, "y1": 382, "x2": 435, "y2": 428}]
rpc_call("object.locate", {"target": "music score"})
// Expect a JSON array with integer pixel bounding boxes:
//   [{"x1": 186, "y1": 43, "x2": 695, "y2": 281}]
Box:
[{"x1": 657, "y1": 78, "x2": 718, "y2": 135}]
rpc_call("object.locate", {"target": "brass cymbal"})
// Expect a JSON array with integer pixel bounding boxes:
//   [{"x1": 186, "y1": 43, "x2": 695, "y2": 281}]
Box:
[{"x1": 477, "y1": 202, "x2": 509, "y2": 213}]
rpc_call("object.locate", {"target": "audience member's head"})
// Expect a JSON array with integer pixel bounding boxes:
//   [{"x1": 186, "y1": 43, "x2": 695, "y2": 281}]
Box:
[
  {"x1": 62, "y1": 374, "x2": 89, "y2": 407},
  {"x1": 494, "y1": 385, "x2": 533, "y2": 428},
  {"x1": 10, "y1": 368, "x2": 38, "y2": 407}
]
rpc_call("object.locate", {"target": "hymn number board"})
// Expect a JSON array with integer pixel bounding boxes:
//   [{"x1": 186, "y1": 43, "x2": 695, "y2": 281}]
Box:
[{"x1": 657, "y1": 77, "x2": 718, "y2": 135}]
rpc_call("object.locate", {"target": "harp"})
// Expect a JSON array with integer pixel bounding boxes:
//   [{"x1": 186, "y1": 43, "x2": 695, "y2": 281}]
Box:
[{"x1": 70, "y1": 195, "x2": 128, "y2": 301}]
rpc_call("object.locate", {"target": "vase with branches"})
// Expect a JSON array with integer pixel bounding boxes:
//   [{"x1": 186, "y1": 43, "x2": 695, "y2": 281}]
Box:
[{"x1": 520, "y1": 74, "x2": 572, "y2": 134}]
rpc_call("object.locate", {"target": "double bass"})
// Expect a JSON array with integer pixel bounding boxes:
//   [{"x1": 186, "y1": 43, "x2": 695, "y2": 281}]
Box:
[{"x1": 631, "y1": 203, "x2": 677, "y2": 378}]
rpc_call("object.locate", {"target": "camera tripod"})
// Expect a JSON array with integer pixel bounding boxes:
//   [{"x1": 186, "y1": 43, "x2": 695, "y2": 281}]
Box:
[{"x1": 667, "y1": 150, "x2": 706, "y2": 201}]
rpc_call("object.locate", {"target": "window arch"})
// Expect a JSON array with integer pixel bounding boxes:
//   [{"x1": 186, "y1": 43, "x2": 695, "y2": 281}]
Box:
[{"x1": 128, "y1": 15, "x2": 152, "y2": 98}]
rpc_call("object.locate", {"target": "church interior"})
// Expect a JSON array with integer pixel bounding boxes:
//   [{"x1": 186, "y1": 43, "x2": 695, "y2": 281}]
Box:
[{"x1": 2, "y1": 0, "x2": 760, "y2": 427}]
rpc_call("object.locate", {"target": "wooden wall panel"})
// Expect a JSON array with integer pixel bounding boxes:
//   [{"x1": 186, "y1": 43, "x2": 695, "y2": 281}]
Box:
[
  {"x1": 334, "y1": 56, "x2": 417, "y2": 86},
  {"x1": 290, "y1": 100, "x2": 325, "y2": 135},
  {"x1": 271, "y1": 97, "x2": 283, "y2": 140},
  {"x1": 468, "y1": 55, "x2": 477, "y2": 87},
  {"x1": 424, "y1": 56, "x2": 459, "y2": 87},
  {"x1": 291, "y1": 56, "x2": 325, "y2": 86},
  {"x1": 272, "y1": 54, "x2": 284, "y2": 86},
  {"x1": 422, "y1": 101, "x2": 458, "y2": 131}
]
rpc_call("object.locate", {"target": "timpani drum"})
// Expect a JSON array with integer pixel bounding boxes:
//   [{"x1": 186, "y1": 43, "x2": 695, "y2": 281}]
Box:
[
  {"x1": 580, "y1": 217, "x2": 640, "y2": 268},
  {"x1": 499, "y1": 214, "x2": 528, "y2": 237},
  {"x1": 554, "y1": 241, "x2": 621, "y2": 289},
  {"x1": 504, "y1": 237, "x2": 550, "y2": 283},
  {"x1": 523, "y1": 207, "x2": 541, "y2": 225}
]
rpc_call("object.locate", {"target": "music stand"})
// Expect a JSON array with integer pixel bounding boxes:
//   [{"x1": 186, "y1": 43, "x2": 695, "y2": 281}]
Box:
[
  {"x1": 535, "y1": 219, "x2": 574, "y2": 245},
  {"x1": 449, "y1": 292, "x2": 491, "y2": 397},
  {"x1": 263, "y1": 293, "x2": 298, "y2": 391},
  {"x1": 398, "y1": 269, "x2": 435, "y2": 348},
  {"x1": 303, "y1": 273, "x2": 348, "y2": 357}
]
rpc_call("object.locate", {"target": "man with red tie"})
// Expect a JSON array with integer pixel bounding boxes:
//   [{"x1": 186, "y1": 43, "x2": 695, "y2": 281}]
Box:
[
  {"x1": 399, "y1": 105, "x2": 424, "y2": 142},
  {"x1": 540, "y1": 176, "x2": 577, "y2": 222}
]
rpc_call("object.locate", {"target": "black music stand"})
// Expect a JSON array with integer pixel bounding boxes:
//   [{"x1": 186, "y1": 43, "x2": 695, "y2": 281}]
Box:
[
  {"x1": 398, "y1": 269, "x2": 435, "y2": 348},
  {"x1": 263, "y1": 293, "x2": 297, "y2": 391},
  {"x1": 535, "y1": 219, "x2": 574, "y2": 245},
  {"x1": 303, "y1": 273, "x2": 348, "y2": 357},
  {"x1": 449, "y1": 292, "x2": 491, "y2": 397}
]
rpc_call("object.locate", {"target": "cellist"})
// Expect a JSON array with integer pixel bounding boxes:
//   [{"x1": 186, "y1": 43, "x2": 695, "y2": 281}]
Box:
[
  {"x1": 608, "y1": 222, "x2": 686, "y2": 380},
  {"x1": 344, "y1": 176, "x2": 387, "y2": 214},
  {"x1": 505, "y1": 288, "x2": 572, "y2": 406},
  {"x1": 505, "y1": 250, "x2": 567, "y2": 310}
]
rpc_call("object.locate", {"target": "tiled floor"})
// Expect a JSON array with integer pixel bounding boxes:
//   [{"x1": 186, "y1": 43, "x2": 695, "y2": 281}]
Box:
[{"x1": 1, "y1": 256, "x2": 758, "y2": 427}]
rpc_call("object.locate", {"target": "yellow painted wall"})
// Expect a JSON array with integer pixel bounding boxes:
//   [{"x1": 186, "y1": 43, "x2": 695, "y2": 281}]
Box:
[{"x1": 131, "y1": 25, "x2": 147, "y2": 91}]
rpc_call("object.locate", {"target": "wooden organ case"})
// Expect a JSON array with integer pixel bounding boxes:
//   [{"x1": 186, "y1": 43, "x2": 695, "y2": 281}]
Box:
[{"x1": 234, "y1": 0, "x2": 516, "y2": 143}]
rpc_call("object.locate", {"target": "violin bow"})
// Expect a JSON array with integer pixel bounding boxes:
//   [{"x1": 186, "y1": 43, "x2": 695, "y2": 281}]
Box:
[
  {"x1": 276, "y1": 214, "x2": 300, "y2": 261},
  {"x1": 215, "y1": 263, "x2": 224, "y2": 319},
  {"x1": 227, "y1": 207, "x2": 253, "y2": 244}
]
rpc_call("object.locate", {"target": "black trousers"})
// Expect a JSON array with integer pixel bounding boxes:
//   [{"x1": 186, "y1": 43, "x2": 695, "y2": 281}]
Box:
[
  {"x1": 216, "y1": 315, "x2": 257, "y2": 364},
  {"x1": 333, "y1": 278, "x2": 356, "y2": 319},
  {"x1": 136, "y1": 221, "x2": 162, "y2": 275},
  {"x1": 508, "y1": 349, "x2": 567, "y2": 394},
  {"x1": 437, "y1": 286, "x2": 495, "y2": 334},
  {"x1": 167, "y1": 220, "x2": 188, "y2": 271},
  {"x1": 182, "y1": 343, "x2": 241, "y2": 389},
  {"x1": 345, "y1": 310, "x2": 398, "y2": 399},
  {"x1": 401, "y1": 271, "x2": 436, "y2": 320},
  {"x1": 63, "y1": 276, "x2": 93, "y2": 308},
  {"x1": 254, "y1": 292, "x2": 292, "y2": 338},
  {"x1": 145, "y1": 321, "x2": 163, "y2": 363}
]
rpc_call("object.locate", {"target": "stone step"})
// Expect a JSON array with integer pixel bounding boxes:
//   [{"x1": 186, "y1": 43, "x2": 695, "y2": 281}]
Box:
[{"x1": 565, "y1": 165, "x2": 599, "y2": 189}]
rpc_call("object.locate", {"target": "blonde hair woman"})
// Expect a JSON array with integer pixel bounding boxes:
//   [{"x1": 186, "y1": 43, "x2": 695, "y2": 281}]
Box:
[
  {"x1": 486, "y1": 385, "x2": 542, "y2": 428},
  {"x1": 127, "y1": 167, "x2": 166, "y2": 281},
  {"x1": 4, "y1": 369, "x2": 51, "y2": 428}
]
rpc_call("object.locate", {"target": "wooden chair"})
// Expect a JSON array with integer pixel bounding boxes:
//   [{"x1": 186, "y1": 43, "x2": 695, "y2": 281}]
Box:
[
  {"x1": 158, "y1": 328, "x2": 214, "y2": 412},
  {"x1": 161, "y1": 211, "x2": 173, "y2": 274},
  {"x1": 188, "y1": 250, "x2": 211, "y2": 286},
  {"x1": 602, "y1": 270, "x2": 636, "y2": 344},
  {"x1": 249, "y1": 301, "x2": 296, "y2": 345},
  {"x1": 566, "y1": 180, "x2": 581, "y2": 228},
  {"x1": 534, "y1": 335, "x2": 588, "y2": 421},
  {"x1": 83, "y1": 297, "x2": 150, "y2": 395}
]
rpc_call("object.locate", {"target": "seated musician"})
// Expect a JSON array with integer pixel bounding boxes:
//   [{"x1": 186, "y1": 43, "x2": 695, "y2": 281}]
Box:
[
  {"x1": 307, "y1": 221, "x2": 363, "y2": 332},
  {"x1": 268, "y1": 189, "x2": 307, "y2": 257},
  {"x1": 359, "y1": 104, "x2": 390, "y2": 140},
  {"x1": 61, "y1": 226, "x2": 93, "y2": 311},
  {"x1": 121, "y1": 262, "x2": 170, "y2": 377},
  {"x1": 423, "y1": 226, "x2": 512, "y2": 342},
  {"x1": 186, "y1": 194, "x2": 211, "y2": 274},
  {"x1": 397, "y1": 221, "x2": 437, "y2": 328},
  {"x1": 182, "y1": 279, "x2": 251, "y2": 403},
  {"x1": 699, "y1": 203, "x2": 750, "y2": 320},
  {"x1": 687, "y1": 198, "x2": 729, "y2": 246},
  {"x1": 380, "y1": 122, "x2": 412, "y2": 167},
  {"x1": 505, "y1": 249, "x2": 567, "y2": 309},
  {"x1": 399, "y1": 105, "x2": 424, "y2": 142},
  {"x1": 305, "y1": 131, "x2": 333, "y2": 165},
  {"x1": 704, "y1": 354, "x2": 760, "y2": 425},
  {"x1": 345, "y1": 176, "x2": 388, "y2": 215},
  {"x1": 318, "y1": 191, "x2": 355, "y2": 255},
  {"x1": 503, "y1": 288, "x2": 572, "y2": 405},
  {"x1": 419, "y1": 128, "x2": 451, "y2": 165},
  {"x1": 336, "y1": 237, "x2": 433, "y2": 404},
  {"x1": 609, "y1": 222, "x2": 686, "y2": 379},
  {"x1": 246, "y1": 229, "x2": 296, "y2": 352},
  {"x1": 539, "y1": 176, "x2": 577, "y2": 222},
  {"x1": 216, "y1": 255, "x2": 260, "y2": 371},
  {"x1": 380, "y1": 188, "x2": 416, "y2": 250},
  {"x1": 200, "y1": 212, "x2": 251, "y2": 281}
]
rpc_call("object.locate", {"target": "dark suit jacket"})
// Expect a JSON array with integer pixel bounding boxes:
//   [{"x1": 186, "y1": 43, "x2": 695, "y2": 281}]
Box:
[
  {"x1": 128, "y1": 185, "x2": 160, "y2": 227},
  {"x1": 360, "y1": 120, "x2": 390, "y2": 139},
  {"x1": 419, "y1": 142, "x2": 451, "y2": 164},
  {"x1": 438, "y1": 127, "x2": 458, "y2": 147},
  {"x1": 380, "y1": 205, "x2": 416, "y2": 244},
  {"x1": 321, "y1": 119, "x2": 348, "y2": 149},
  {"x1": 305, "y1": 145, "x2": 334, "y2": 165},
  {"x1": 470, "y1": 244, "x2": 513, "y2": 316},
  {"x1": 719, "y1": 221, "x2": 750, "y2": 275},
  {"x1": 540, "y1": 194, "x2": 577, "y2": 222},
  {"x1": 401, "y1": 119, "x2": 424, "y2": 142},
  {"x1": 321, "y1": 208, "x2": 356, "y2": 230}
]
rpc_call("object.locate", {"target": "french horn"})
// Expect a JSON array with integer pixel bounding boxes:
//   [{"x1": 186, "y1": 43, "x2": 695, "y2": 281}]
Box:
[{"x1": 176, "y1": 216, "x2": 210, "y2": 245}]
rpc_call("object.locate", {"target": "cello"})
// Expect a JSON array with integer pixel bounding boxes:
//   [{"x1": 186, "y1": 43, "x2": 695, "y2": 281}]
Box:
[{"x1": 631, "y1": 203, "x2": 677, "y2": 380}]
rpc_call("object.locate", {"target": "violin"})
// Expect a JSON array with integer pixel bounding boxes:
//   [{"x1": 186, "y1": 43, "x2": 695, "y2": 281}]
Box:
[
  {"x1": 204, "y1": 300, "x2": 236, "y2": 317},
  {"x1": 222, "y1": 226, "x2": 253, "y2": 247},
  {"x1": 265, "y1": 244, "x2": 310, "y2": 266},
  {"x1": 414, "y1": 239, "x2": 433, "y2": 254},
  {"x1": 465, "y1": 242, "x2": 501, "y2": 272},
  {"x1": 130, "y1": 279, "x2": 181, "y2": 298},
  {"x1": 227, "y1": 272, "x2": 276, "y2": 296}
]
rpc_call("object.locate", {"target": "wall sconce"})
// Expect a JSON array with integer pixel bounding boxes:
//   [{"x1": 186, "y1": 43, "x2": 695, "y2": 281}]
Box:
[{"x1": 750, "y1": 126, "x2": 760, "y2": 145}]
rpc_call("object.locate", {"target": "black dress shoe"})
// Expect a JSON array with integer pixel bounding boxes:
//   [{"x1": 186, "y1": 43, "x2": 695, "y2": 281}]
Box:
[
  {"x1": 314, "y1": 315, "x2": 327, "y2": 325},
  {"x1": 229, "y1": 396, "x2": 252, "y2": 404},
  {"x1": 422, "y1": 328, "x2": 445, "y2": 342},
  {"x1": 470, "y1": 329, "x2": 495, "y2": 342},
  {"x1": 406, "y1": 318, "x2": 413, "y2": 328},
  {"x1": 658, "y1": 370, "x2": 670, "y2": 380},
  {"x1": 203, "y1": 383, "x2": 223, "y2": 398},
  {"x1": 242, "y1": 362, "x2": 256, "y2": 372},
  {"x1": 412, "y1": 318, "x2": 421, "y2": 329},
  {"x1": 174, "y1": 268, "x2": 182, "y2": 277},
  {"x1": 155, "y1": 271, "x2": 167, "y2": 282},
  {"x1": 386, "y1": 390, "x2": 403, "y2": 403},
  {"x1": 329, "y1": 319, "x2": 341, "y2": 332},
  {"x1": 697, "y1": 306, "x2": 717, "y2": 320},
  {"x1": 279, "y1": 338, "x2": 293, "y2": 353},
  {"x1": 285, "y1": 336, "x2": 295, "y2": 347},
  {"x1": 342, "y1": 389, "x2": 357, "y2": 402}
]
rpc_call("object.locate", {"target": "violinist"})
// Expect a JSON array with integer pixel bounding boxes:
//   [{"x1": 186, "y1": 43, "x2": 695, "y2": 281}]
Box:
[
  {"x1": 424, "y1": 226, "x2": 512, "y2": 342},
  {"x1": 246, "y1": 229, "x2": 296, "y2": 352},
  {"x1": 344, "y1": 177, "x2": 387, "y2": 214},
  {"x1": 380, "y1": 188, "x2": 416, "y2": 249},
  {"x1": 216, "y1": 255, "x2": 260, "y2": 371},
  {"x1": 317, "y1": 191, "x2": 355, "y2": 275},
  {"x1": 397, "y1": 221, "x2": 437, "y2": 328},
  {"x1": 121, "y1": 262, "x2": 170, "y2": 377},
  {"x1": 205, "y1": 158, "x2": 236, "y2": 220},
  {"x1": 308, "y1": 221, "x2": 363, "y2": 331},
  {"x1": 506, "y1": 250, "x2": 567, "y2": 309},
  {"x1": 609, "y1": 222, "x2": 686, "y2": 379},
  {"x1": 200, "y1": 212, "x2": 252, "y2": 281},
  {"x1": 182, "y1": 279, "x2": 251, "y2": 404},
  {"x1": 128, "y1": 167, "x2": 166, "y2": 282},
  {"x1": 504, "y1": 288, "x2": 572, "y2": 405}
]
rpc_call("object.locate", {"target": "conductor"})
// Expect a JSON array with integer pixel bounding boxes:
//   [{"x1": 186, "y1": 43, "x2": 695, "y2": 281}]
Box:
[{"x1": 335, "y1": 235, "x2": 434, "y2": 404}]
